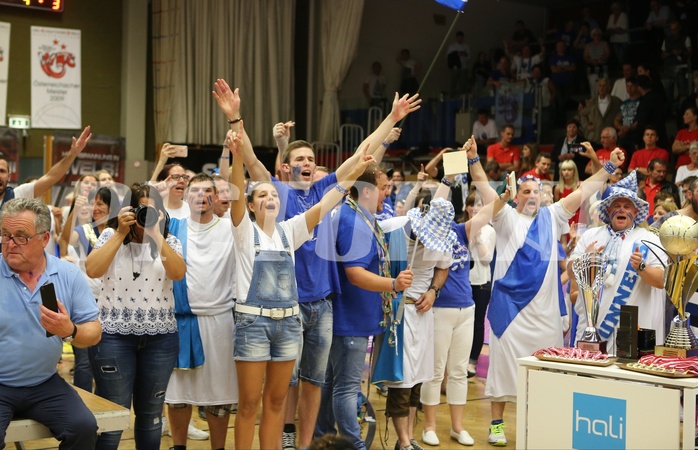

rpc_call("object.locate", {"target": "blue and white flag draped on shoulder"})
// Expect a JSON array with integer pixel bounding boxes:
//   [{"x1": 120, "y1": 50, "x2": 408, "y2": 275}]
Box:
[
  {"x1": 488, "y1": 207, "x2": 564, "y2": 338},
  {"x1": 169, "y1": 218, "x2": 205, "y2": 369}
]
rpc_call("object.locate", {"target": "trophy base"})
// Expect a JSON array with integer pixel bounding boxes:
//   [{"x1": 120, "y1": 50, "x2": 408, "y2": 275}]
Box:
[
  {"x1": 577, "y1": 340, "x2": 607, "y2": 353},
  {"x1": 654, "y1": 346, "x2": 698, "y2": 358}
]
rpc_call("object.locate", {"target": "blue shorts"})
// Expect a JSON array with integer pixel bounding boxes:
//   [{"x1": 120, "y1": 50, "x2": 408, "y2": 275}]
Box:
[
  {"x1": 290, "y1": 298, "x2": 333, "y2": 386},
  {"x1": 234, "y1": 311, "x2": 301, "y2": 362}
]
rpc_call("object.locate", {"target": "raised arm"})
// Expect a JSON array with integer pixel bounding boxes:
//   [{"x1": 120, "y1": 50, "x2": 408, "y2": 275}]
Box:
[
  {"x1": 273, "y1": 121, "x2": 295, "y2": 180},
  {"x1": 463, "y1": 135, "x2": 498, "y2": 204},
  {"x1": 150, "y1": 143, "x2": 177, "y2": 182},
  {"x1": 335, "y1": 92, "x2": 421, "y2": 181},
  {"x1": 305, "y1": 146, "x2": 375, "y2": 232},
  {"x1": 226, "y1": 129, "x2": 247, "y2": 227},
  {"x1": 403, "y1": 166, "x2": 427, "y2": 211},
  {"x1": 33, "y1": 126, "x2": 92, "y2": 198},
  {"x1": 213, "y1": 80, "x2": 270, "y2": 181},
  {"x1": 560, "y1": 147, "x2": 622, "y2": 214}
]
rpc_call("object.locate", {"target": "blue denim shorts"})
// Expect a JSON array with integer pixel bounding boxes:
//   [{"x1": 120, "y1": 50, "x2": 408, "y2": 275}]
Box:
[
  {"x1": 290, "y1": 298, "x2": 333, "y2": 386},
  {"x1": 234, "y1": 311, "x2": 302, "y2": 362}
]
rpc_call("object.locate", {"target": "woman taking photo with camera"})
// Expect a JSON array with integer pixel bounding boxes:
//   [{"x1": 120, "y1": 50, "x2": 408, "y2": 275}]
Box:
[{"x1": 85, "y1": 183, "x2": 185, "y2": 450}]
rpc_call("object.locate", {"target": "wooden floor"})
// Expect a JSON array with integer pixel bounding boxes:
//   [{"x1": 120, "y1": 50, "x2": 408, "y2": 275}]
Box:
[{"x1": 22, "y1": 346, "x2": 517, "y2": 450}]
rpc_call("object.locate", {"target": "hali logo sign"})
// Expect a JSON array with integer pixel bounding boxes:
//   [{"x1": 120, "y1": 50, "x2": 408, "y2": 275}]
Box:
[
  {"x1": 38, "y1": 39, "x2": 76, "y2": 79},
  {"x1": 572, "y1": 392, "x2": 626, "y2": 450}
]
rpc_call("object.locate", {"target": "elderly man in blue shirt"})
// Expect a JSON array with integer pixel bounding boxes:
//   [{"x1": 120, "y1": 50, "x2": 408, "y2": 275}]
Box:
[{"x1": 0, "y1": 198, "x2": 101, "y2": 449}]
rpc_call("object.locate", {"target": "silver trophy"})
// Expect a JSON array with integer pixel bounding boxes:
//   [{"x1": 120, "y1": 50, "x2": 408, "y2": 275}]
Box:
[{"x1": 572, "y1": 252, "x2": 609, "y2": 353}]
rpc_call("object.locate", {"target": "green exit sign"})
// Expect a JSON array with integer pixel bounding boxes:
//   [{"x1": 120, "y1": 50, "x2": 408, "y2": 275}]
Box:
[{"x1": 8, "y1": 115, "x2": 30, "y2": 129}]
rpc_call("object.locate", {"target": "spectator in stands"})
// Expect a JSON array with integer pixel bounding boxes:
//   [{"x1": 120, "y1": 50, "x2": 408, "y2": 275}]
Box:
[
  {"x1": 473, "y1": 108, "x2": 498, "y2": 150},
  {"x1": 584, "y1": 28, "x2": 611, "y2": 95},
  {"x1": 573, "y1": 22, "x2": 592, "y2": 63},
  {"x1": 676, "y1": 142, "x2": 698, "y2": 187},
  {"x1": 614, "y1": 76, "x2": 641, "y2": 151},
  {"x1": 585, "y1": 127, "x2": 628, "y2": 175},
  {"x1": 553, "y1": 160, "x2": 580, "y2": 202},
  {"x1": 607, "y1": 2, "x2": 630, "y2": 65},
  {"x1": 653, "y1": 200, "x2": 678, "y2": 222},
  {"x1": 639, "y1": 158, "x2": 681, "y2": 213},
  {"x1": 447, "y1": 31, "x2": 470, "y2": 97},
  {"x1": 363, "y1": 61, "x2": 387, "y2": 112},
  {"x1": 507, "y1": 41, "x2": 544, "y2": 81},
  {"x1": 551, "y1": 118, "x2": 588, "y2": 181},
  {"x1": 518, "y1": 142, "x2": 538, "y2": 176},
  {"x1": 679, "y1": 175, "x2": 698, "y2": 207},
  {"x1": 611, "y1": 63, "x2": 634, "y2": 101},
  {"x1": 486, "y1": 124, "x2": 519, "y2": 173},
  {"x1": 678, "y1": 72, "x2": 698, "y2": 126},
  {"x1": 637, "y1": 62, "x2": 667, "y2": 100},
  {"x1": 628, "y1": 126, "x2": 670, "y2": 175},
  {"x1": 509, "y1": 20, "x2": 536, "y2": 53},
  {"x1": 397, "y1": 49, "x2": 421, "y2": 96},
  {"x1": 485, "y1": 160, "x2": 507, "y2": 195},
  {"x1": 521, "y1": 153, "x2": 552, "y2": 181},
  {"x1": 388, "y1": 168, "x2": 413, "y2": 205},
  {"x1": 673, "y1": 106, "x2": 698, "y2": 168},
  {"x1": 634, "y1": 75, "x2": 668, "y2": 149},
  {"x1": 527, "y1": 64, "x2": 554, "y2": 130},
  {"x1": 549, "y1": 41, "x2": 576, "y2": 126},
  {"x1": 487, "y1": 56, "x2": 512, "y2": 93},
  {"x1": 661, "y1": 21, "x2": 692, "y2": 116},
  {"x1": 472, "y1": 52, "x2": 492, "y2": 96},
  {"x1": 645, "y1": 0, "x2": 674, "y2": 47},
  {"x1": 581, "y1": 6, "x2": 601, "y2": 31},
  {"x1": 579, "y1": 77, "x2": 621, "y2": 144}
]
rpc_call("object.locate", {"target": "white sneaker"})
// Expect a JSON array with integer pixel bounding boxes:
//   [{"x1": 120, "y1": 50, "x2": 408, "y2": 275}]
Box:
[
  {"x1": 488, "y1": 422, "x2": 507, "y2": 446},
  {"x1": 187, "y1": 422, "x2": 210, "y2": 440}
]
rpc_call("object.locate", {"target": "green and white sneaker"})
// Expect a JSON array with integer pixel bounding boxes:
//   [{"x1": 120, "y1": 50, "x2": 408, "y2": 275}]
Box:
[{"x1": 488, "y1": 422, "x2": 507, "y2": 446}]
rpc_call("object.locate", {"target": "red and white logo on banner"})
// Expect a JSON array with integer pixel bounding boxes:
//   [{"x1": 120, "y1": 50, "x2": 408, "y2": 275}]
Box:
[{"x1": 37, "y1": 39, "x2": 75, "y2": 79}]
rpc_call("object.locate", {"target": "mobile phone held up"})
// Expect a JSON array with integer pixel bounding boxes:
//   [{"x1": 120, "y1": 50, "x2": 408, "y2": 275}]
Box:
[
  {"x1": 570, "y1": 145, "x2": 584, "y2": 153},
  {"x1": 40, "y1": 283, "x2": 58, "y2": 337},
  {"x1": 171, "y1": 145, "x2": 188, "y2": 158}
]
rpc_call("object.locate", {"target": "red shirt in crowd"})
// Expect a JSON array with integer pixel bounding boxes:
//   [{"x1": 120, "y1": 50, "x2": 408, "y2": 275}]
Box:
[
  {"x1": 520, "y1": 168, "x2": 551, "y2": 181},
  {"x1": 487, "y1": 142, "x2": 520, "y2": 166},
  {"x1": 628, "y1": 147, "x2": 670, "y2": 172},
  {"x1": 674, "y1": 128, "x2": 698, "y2": 167}
]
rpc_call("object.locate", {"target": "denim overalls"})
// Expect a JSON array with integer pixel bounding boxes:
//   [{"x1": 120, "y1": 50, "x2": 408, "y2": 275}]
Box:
[{"x1": 234, "y1": 223, "x2": 301, "y2": 361}]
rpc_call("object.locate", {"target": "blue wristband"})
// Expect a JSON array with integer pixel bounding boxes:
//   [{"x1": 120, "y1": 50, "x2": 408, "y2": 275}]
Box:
[
  {"x1": 441, "y1": 177, "x2": 453, "y2": 187},
  {"x1": 381, "y1": 141, "x2": 390, "y2": 148},
  {"x1": 391, "y1": 278, "x2": 397, "y2": 292},
  {"x1": 603, "y1": 161, "x2": 617, "y2": 175},
  {"x1": 467, "y1": 155, "x2": 480, "y2": 165},
  {"x1": 335, "y1": 184, "x2": 349, "y2": 195}
]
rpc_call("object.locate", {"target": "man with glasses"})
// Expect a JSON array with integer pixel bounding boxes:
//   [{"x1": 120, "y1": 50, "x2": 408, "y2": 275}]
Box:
[
  {"x1": 585, "y1": 127, "x2": 628, "y2": 175},
  {"x1": 0, "y1": 198, "x2": 101, "y2": 449}
]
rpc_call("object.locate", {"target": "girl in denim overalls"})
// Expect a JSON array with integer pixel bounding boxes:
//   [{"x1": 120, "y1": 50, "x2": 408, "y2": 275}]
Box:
[{"x1": 227, "y1": 129, "x2": 374, "y2": 449}]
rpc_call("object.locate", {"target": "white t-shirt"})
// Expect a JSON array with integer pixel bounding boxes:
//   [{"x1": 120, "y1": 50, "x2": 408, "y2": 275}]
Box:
[
  {"x1": 676, "y1": 165, "x2": 698, "y2": 184},
  {"x1": 94, "y1": 228, "x2": 183, "y2": 335},
  {"x1": 472, "y1": 119, "x2": 498, "y2": 142},
  {"x1": 607, "y1": 12, "x2": 629, "y2": 43},
  {"x1": 185, "y1": 216, "x2": 236, "y2": 316},
  {"x1": 611, "y1": 77, "x2": 629, "y2": 102},
  {"x1": 470, "y1": 224, "x2": 495, "y2": 285},
  {"x1": 167, "y1": 202, "x2": 190, "y2": 219},
  {"x1": 233, "y1": 212, "x2": 312, "y2": 304}
]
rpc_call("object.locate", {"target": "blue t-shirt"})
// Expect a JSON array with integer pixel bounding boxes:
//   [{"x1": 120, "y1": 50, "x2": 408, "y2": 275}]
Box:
[
  {"x1": 332, "y1": 202, "x2": 384, "y2": 336},
  {"x1": 436, "y1": 222, "x2": 474, "y2": 308},
  {"x1": 549, "y1": 54, "x2": 575, "y2": 86},
  {"x1": 273, "y1": 174, "x2": 341, "y2": 302},
  {"x1": 0, "y1": 252, "x2": 98, "y2": 387}
]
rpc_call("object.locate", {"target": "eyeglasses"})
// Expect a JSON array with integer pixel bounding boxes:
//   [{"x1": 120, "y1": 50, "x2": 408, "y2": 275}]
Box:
[
  {"x1": 0, "y1": 232, "x2": 45, "y2": 246},
  {"x1": 170, "y1": 174, "x2": 190, "y2": 181}
]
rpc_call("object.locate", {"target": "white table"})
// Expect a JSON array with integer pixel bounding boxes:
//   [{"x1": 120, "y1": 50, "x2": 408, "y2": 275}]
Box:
[{"x1": 517, "y1": 356, "x2": 698, "y2": 449}]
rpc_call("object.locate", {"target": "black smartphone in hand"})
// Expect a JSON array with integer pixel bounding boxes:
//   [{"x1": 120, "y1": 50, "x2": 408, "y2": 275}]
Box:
[{"x1": 40, "y1": 283, "x2": 58, "y2": 337}]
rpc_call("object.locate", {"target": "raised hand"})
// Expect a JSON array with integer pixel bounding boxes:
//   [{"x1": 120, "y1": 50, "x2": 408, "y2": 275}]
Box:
[
  {"x1": 212, "y1": 79, "x2": 240, "y2": 119},
  {"x1": 389, "y1": 92, "x2": 422, "y2": 122},
  {"x1": 225, "y1": 127, "x2": 245, "y2": 157},
  {"x1": 273, "y1": 121, "x2": 295, "y2": 145},
  {"x1": 69, "y1": 126, "x2": 92, "y2": 157},
  {"x1": 385, "y1": 127, "x2": 402, "y2": 144},
  {"x1": 417, "y1": 164, "x2": 428, "y2": 183},
  {"x1": 463, "y1": 135, "x2": 478, "y2": 158},
  {"x1": 610, "y1": 148, "x2": 625, "y2": 168}
]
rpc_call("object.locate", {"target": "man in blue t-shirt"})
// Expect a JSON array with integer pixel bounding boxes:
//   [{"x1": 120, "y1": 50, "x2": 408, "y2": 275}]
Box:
[
  {"x1": 0, "y1": 198, "x2": 101, "y2": 449},
  {"x1": 315, "y1": 164, "x2": 413, "y2": 449},
  {"x1": 212, "y1": 78, "x2": 421, "y2": 449}
]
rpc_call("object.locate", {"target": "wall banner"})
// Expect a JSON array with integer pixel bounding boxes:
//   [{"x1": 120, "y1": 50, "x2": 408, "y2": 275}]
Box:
[
  {"x1": 0, "y1": 22, "x2": 10, "y2": 127},
  {"x1": 31, "y1": 26, "x2": 81, "y2": 129}
]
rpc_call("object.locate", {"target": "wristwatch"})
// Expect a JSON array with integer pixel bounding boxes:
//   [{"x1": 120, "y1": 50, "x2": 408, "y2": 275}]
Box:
[
  {"x1": 62, "y1": 323, "x2": 78, "y2": 343},
  {"x1": 637, "y1": 261, "x2": 646, "y2": 272},
  {"x1": 429, "y1": 285, "x2": 441, "y2": 298}
]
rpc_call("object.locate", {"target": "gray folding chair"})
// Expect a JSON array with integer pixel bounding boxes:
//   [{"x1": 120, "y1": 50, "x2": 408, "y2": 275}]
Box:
[
  {"x1": 339, "y1": 124, "x2": 365, "y2": 161},
  {"x1": 367, "y1": 107, "x2": 384, "y2": 134}
]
